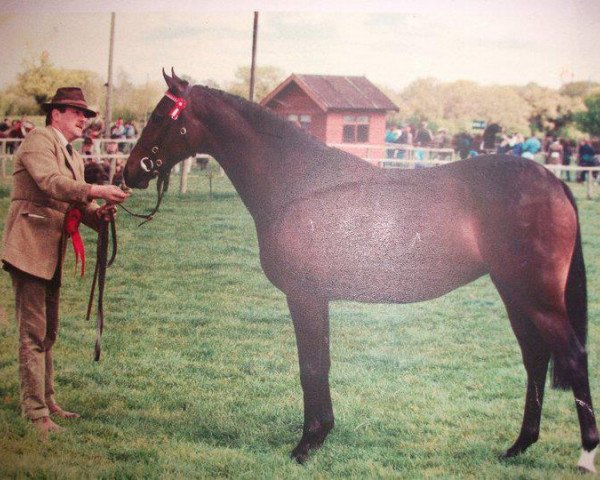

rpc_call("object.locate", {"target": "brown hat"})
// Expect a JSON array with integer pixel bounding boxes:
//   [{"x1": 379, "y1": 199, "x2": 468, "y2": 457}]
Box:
[{"x1": 42, "y1": 87, "x2": 97, "y2": 118}]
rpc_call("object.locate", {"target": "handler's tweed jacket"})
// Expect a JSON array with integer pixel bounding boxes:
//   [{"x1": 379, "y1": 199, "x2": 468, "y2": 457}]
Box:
[{"x1": 2, "y1": 126, "x2": 99, "y2": 280}]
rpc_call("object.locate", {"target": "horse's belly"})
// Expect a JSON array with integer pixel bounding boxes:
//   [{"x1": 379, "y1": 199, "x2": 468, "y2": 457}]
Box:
[{"x1": 259, "y1": 191, "x2": 486, "y2": 303}]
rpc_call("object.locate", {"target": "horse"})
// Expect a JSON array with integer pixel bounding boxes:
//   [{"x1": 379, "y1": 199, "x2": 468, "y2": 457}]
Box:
[
  {"x1": 123, "y1": 70, "x2": 599, "y2": 472},
  {"x1": 84, "y1": 160, "x2": 110, "y2": 185}
]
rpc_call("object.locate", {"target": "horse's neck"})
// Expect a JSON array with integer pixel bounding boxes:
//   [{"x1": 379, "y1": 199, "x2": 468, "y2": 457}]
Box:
[{"x1": 198, "y1": 90, "x2": 375, "y2": 224}]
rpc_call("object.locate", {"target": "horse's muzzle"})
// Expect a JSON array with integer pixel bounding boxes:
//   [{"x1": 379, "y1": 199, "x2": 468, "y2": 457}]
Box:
[{"x1": 122, "y1": 166, "x2": 150, "y2": 190}]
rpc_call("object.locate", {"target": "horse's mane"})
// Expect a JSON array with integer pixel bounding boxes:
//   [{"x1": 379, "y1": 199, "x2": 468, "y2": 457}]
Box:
[
  {"x1": 192, "y1": 85, "x2": 377, "y2": 197},
  {"x1": 196, "y1": 85, "x2": 331, "y2": 152}
]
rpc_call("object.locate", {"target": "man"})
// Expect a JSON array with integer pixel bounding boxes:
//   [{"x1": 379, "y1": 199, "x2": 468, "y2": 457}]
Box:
[
  {"x1": 1, "y1": 87, "x2": 130, "y2": 435},
  {"x1": 414, "y1": 121, "x2": 433, "y2": 147}
]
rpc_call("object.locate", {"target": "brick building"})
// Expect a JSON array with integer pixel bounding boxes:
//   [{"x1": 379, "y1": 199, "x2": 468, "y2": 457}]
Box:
[{"x1": 260, "y1": 74, "x2": 398, "y2": 160}]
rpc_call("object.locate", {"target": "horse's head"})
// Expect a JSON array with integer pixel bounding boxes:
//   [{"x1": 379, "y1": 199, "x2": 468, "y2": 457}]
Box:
[{"x1": 124, "y1": 68, "x2": 197, "y2": 189}]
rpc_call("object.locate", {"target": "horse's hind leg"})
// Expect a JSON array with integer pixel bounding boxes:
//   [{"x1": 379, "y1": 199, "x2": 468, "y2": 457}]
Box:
[
  {"x1": 495, "y1": 291, "x2": 551, "y2": 458},
  {"x1": 287, "y1": 294, "x2": 334, "y2": 464},
  {"x1": 496, "y1": 278, "x2": 599, "y2": 471},
  {"x1": 506, "y1": 336, "x2": 549, "y2": 457},
  {"x1": 556, "y1": 334, "x2": 600, "y2": 472}
]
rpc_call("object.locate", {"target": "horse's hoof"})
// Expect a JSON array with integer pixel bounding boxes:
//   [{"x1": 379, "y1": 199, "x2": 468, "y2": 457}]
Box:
[
  {"x1": 499, "y1": 447, "x2": 523, "y2": 460},
  {"x1": 577, "y1": 447, "x2": 597, "y2": 474},
  {"x1": 290, "y1": 446, "x2": 310, "y2": 464}
]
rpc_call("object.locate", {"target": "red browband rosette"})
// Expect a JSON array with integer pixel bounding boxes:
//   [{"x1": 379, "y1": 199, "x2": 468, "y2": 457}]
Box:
[
  {"x1": 164, "y1": 91, "x2": 187, "y2": 120},
  {"x1": 65, "y1": 208, "x2": 85, "y2": 277}
]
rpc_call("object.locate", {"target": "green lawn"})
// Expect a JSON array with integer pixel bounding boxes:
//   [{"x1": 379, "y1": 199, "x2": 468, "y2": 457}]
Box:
[{"x1": 1, "y1": 169, "x2": 600, "y2": 478}]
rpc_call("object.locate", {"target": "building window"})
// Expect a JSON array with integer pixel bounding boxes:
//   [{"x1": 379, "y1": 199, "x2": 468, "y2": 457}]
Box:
[
  {"x1": 342, "y1": 115, "x2": 370, "y2": 143},
  {"x1": 287, "y1": 114, "x2": 312, "y2": 131}
]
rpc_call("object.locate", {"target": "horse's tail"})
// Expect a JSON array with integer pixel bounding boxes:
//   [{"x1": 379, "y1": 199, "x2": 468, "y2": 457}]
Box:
[{"x1": 552, "y1": 182, "x2": 588, "y2": 390}]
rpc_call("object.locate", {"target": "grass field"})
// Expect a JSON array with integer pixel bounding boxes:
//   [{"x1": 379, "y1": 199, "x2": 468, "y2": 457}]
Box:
[{"x1": 1, "y1": 168, "x2": 600, "y2": 478}]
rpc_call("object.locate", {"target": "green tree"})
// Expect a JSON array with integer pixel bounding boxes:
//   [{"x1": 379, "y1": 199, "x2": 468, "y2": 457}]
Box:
[
  {"x1": 517, "y1": 83, "x2": 583, "y2": 135},
  {"x1": 10, "y1": 52, "x2": 103, "y2": 112},
  {"x1": 575, "y1": 93, "x2": 600, "y2": 137},
  {"x1": 559, "y1": 81, "x2": 600, "y2": 98},
  {"x1": 111, "y1": 69, "x2": 163, "y2": 123}
]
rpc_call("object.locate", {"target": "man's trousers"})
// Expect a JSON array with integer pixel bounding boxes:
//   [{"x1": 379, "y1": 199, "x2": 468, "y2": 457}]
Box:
[{"x1": 10, "y1": 268, "x2": 60, "y2": 420}]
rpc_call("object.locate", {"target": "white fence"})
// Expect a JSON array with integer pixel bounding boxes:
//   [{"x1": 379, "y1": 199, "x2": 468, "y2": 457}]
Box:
[
  {"x1": 2, "y1": 137, "x2": 600, "y2": 199},
  {"x1": 329, "y1": 143, "x2": 456, "y2": 164}
]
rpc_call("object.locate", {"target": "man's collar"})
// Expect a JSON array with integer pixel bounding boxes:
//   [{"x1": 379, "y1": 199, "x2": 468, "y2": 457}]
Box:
[{"x1": 51, "y1": 126, "x2": 69, "y2": 147}]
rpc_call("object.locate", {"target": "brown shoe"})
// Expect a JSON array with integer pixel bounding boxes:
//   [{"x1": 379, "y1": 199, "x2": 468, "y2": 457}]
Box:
[
  {"x1": 32, "y1": 416, "x2": 65, "y2": 435},
  {"x1": 48, "y1": 404, "x2": 81, "y2": 419}
]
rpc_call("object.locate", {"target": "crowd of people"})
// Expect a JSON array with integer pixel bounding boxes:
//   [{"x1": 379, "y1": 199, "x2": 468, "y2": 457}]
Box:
[
  {"x1": 2, "y1": 114, "x2": 600, "y2": 186},
  {"x1": 385, "y1": 121, "x2": 451, "y2": 150},
  {"x1": 78, "y1": 117, "x2": 141, "y2": 186},
  {"x1": 385, "y1": 122, "x2": 599, "y2": 181}
]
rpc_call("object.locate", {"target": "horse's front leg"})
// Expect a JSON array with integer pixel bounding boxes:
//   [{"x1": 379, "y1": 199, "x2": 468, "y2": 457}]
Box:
[{"x1": 287, "y1": 294, "x2": 334, "y2": 464}]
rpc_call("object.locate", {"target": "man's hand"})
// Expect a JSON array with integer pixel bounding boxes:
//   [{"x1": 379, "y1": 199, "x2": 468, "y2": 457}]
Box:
[
  {"x1": 89, "y1": 185, "x2": 130, "y2": 204},
  {"x1": 96, "y1": 203, "x2": 117, "y2": 222}
]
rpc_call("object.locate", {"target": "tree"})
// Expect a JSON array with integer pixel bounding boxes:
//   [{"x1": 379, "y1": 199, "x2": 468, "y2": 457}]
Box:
[
  {"x1": 10, "y1": 52, "x2": 103, "y2": 112},
  {"x1": 385, "y1": 78, "x2": 531, "y2": 134},
  {"x1": 517, "y1": 83, "x2": 583, "y2": 135},
  {"x1": 226, "y1": 65, "x2": 286, "y2": 102},
  {"x1": 575, "y1": 93, "x2": 600, "y2": 137},
  {"x1": 559, "y1": 81, "x2": 600, "y2": 99},
  {"x1": 111, "y1": 70, "x2": 163, "y2": 123}
]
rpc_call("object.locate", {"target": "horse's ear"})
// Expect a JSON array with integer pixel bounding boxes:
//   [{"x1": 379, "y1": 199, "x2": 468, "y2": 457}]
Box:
[
  {"x1": 163, "y1": 67, "x2": 187, "y2": 95},
  {"x1": 163, "y1": 68, "x2": 174, "y2": 90}
]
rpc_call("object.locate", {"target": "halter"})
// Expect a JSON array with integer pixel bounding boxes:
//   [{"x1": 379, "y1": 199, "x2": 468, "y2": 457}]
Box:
[{"x1": 119, "y1": 88, "x2": 191, "y2": 226}]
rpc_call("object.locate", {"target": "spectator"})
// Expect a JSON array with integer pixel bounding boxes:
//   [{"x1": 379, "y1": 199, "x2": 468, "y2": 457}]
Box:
[
  {"x1": 510, "y1": 133, "x2": 524, "y2": 156},
  {"x1": 385, "y1": 126, "x2": 398, "y2": 158},
  {"x1": 522, "y1": 135, "x2": 542, "y2": 160},
  {"x1": 385, "y1": 125, "x2": 399, "y2": 143},
  {"x1": 562, "y1": 138, "x2": 574, "y2": 182},
  {"x1": 0, "y1": 118, "x2": 9, "y2": 132},
  {"x1": 394, "y1": 125, "x2": 413, "y2": 159},
  {"x1": 123, "y1": 121, "x2": 137, "y2": 153},
  {"x1": 578, "y1": 140, "x2": 597, "y2": 182},
  {"x1": 434, "y1": 128, "x2": 450, "y2": 149},
  {"x1": 545, "y1": 137, "x2": 564, "y2": 165},
  {"x1": 110, "y1": 118, "x2": 125, "y2": 138},
  {"x1": 482, "y1": 123, "x2": 502, "y2": 152},
  {"x1": 454, "y1": 132, "x2": 473, "y2": 160},
  {"x1": 81, "y1": 136, "x2": 94, "y2": 158},
  {"x1": 497, "y1": 134, "x2": 512, "y2": 155},
  {"x1": 414, "y1": 121, "x2": 433, "y2": 147},
  {"x1": 396, "y1": 125, "x2": 413, "y2": 145},
  {"x1": 111, "y1": 118, "x2": 127, "y2": 153}
]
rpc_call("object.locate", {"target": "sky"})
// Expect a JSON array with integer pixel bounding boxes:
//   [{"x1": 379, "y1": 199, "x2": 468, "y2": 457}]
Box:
[{"x1": 1, "y1": 0, "x2": 600, "y2": 94}]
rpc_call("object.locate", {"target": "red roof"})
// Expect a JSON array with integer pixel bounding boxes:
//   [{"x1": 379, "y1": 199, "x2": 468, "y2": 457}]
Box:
[{"x1": 261, "y1": 74, "x2": 398, "y2": 112}]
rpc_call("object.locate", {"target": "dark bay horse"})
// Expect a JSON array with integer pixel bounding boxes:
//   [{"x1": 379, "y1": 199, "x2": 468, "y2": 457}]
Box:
[{"x1": 123, "y1": 70, "x2": 599, "y2": 472}]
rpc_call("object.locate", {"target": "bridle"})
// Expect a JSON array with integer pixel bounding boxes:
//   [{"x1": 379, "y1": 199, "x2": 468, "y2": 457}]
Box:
[{"x1": 119, "y1": 87, "x2": 193, "y2": 226}]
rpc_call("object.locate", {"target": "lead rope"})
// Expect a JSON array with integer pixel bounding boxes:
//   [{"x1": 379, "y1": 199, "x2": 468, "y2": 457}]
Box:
[
  {"x1": 86, "y1": 170, "x2": 170, "y2": 361},
  {"x1": 86, "y1": 213, "x2": 117, "y2": 361},
  {"x1": 117, "y1": 169, "x2": 171, "y2": 226}
]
